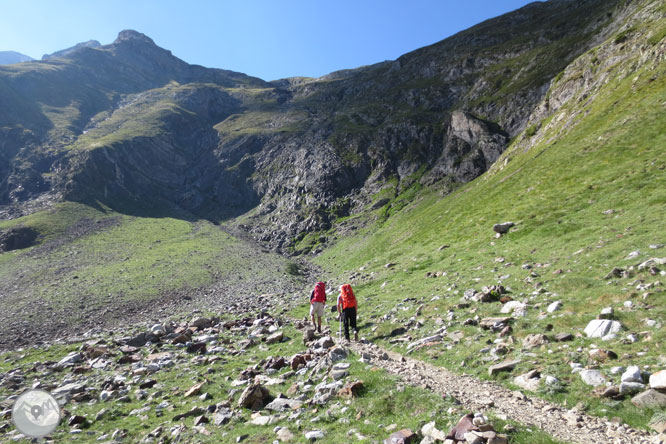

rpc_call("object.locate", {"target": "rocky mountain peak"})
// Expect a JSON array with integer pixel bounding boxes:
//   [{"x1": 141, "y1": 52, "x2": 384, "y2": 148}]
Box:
[{"x1": 114, "y1": 30, "x2": 157, "y2": 46}]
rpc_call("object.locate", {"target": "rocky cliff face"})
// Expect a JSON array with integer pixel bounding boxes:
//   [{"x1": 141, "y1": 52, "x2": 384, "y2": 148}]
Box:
[{"x1": 0, "y1": 0, "x2": 637, "y2": 251}]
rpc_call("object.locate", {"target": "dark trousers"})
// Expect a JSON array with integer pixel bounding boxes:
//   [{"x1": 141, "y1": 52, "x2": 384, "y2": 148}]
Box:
[{"x1": 342, "y1": 307, "x2": 357, "y2": 340}]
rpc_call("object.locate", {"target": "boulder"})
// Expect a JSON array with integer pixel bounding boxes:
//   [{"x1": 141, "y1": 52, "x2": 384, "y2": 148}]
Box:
[
  {"x1": 446, "y1": 414, "x2": 477, "y2": 441},
  {"x1": 186, "y1": 342, "x2": 207, "y2": 354},
  {"x1": 238, "y1": 384, "x2": 271, "y2": 410},
  {"x1": 488, "y1": 359, "x2": 521, "y2": 376},
  {"x1": 584, "y1": 319, "x2": 622, "y2": 338},
  {"x1": 338, "y1": 380, "x2": 364, "y2": 399},
  {"x1": 621, "y1": 366, "x2": 643, "y2": 383},
  {"x1": 619, "y1": 382, "x2": 646, "y2": 395},
  {"x1": 580, "y1": 369, "x2": 606, "y2": 386},
  {"x1": 546, "y1": 301, "x2": 562, "y2": 313},
  {"x1": 500, "y1": 301, "x2": 525, "y2": 314},
  {"x1": 493, "y1": 222, "x2": 515, "y2": 234},
  {"x1": 384, "y1": 429, "x2": 416, "y2": 444},
  {"x1": 598, "y1": 307, "x2": 615, "y2": 319},
  {"x1": 631, "y1": 389, "x2": 666, "y2": 409},
  {"x1": 522, "y1": 334, "x2": 548, "y2": 349},
  {"x1": 56, "y1": 352, "x2": 83, "y2": 368},
  {"x1": 329, "y1": 346, "x2": 348, "y2": 362},
  {"x1": 604, "y1": 267, "x2": 623, "y2": 279},
  {"x1": 315, "y1": 336, "x2": 334, "y2": 349},
  {"x1": 650, "y1": 370, "x2": 666, "y2": 390},
  {"x1": 554, "y1": 332, "x2": 573, "y2": 342},
  {"x1": 52, "y1": 382, "x2": 86, "y2": 398},
  {"x1": 277, "y1": 428, "x2": 295, "y2": 442},
  {"x1": 265, "y1": 397, "x2": 302, "y2": 412},
  {"x1": 190, "y1": 317, "x2": 212, "y2": 330},
  {"x1": 305, "y1": 430, "x2": 325, "y2": 440},
  {"x1": 421, "y1": 421, "x2": 448, "y2": 441},
  {"x1": 265, "y1": 331, "x2": 283, "y2": 344},
  {"x1": 303, "y1": 328, "x2": 316, "y2": 343},
  {"x1": 184, "y1": 382, "x2": 205, "y2": 397},
  {"x1": 480, "y1": 317, "x2": 512, "y2": 330},
  {"x1": 514, "y1": 370, "x2": 541, "y2": 391},
  {"x1": 213, "y1": 408, "x2": 233, "y2": 426},
  {"x1": 589, "y1": 348, "x2": 618, "y2": 362}
]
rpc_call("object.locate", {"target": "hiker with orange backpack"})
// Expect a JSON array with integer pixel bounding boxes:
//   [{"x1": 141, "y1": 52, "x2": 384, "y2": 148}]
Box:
[
  {"x1": 337, "y1": 283, "x2": 358, "y2": 342},
  {"x1": 310, "y1": 281, "x2": 326, "y2": 333}
]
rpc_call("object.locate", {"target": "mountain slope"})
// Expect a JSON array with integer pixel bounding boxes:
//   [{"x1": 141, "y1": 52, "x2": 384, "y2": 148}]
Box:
[
  {"x1": 312, "y1": 0, "x2": 666, "y2": 428},
  {"x1": 0, "y1": 0, "x2": 628, "y2": 253},
  {"x1": 0, "y1": 51, "x2": 33, "y2": 65}
]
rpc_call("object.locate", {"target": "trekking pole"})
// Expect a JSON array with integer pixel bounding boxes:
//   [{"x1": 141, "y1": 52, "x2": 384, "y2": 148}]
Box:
[{"x1": 338, "y1": 313, "x2": 342, "y2": 342}]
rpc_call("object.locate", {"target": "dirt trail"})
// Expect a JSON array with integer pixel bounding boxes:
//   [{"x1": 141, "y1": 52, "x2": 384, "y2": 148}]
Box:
[{"x1": 348, "y1": 341, "x2": 655, "y2": 444}]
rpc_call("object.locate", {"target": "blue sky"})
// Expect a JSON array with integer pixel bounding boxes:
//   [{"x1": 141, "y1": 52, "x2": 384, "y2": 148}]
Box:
[{"x1": 2, "y1": 0, "x2": 536, "y2": 81}]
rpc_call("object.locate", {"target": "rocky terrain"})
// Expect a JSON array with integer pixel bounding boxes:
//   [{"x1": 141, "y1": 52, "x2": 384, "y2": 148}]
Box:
[
  {"x1": 0, "y1": 303, "x2": 664, "y2": 443},
  {"x1": 1, "y1": 0, "x2": 665, "y2": 442}
]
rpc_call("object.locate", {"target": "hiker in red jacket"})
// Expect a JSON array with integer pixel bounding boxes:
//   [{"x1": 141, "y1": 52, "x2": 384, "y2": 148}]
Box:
[
  {"x1": 337, "y1": 283, "x2": 358, "y2": 342},
  {"x1": 310, "y1": 281, "x2": 326, "y2": 333}
]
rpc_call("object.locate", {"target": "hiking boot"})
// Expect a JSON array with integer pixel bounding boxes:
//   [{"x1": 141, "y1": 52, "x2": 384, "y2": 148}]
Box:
[
  {"x1": 354, "y1": 331, "x2": 358, "y2": 341},
  {"x1": 317, "y1": 326, "x2": 321, "y2": 334}
]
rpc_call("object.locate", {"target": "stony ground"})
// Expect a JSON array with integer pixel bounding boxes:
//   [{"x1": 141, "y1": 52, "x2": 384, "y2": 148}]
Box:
[{"x1": 348, "y1": 341, "x2": 655, "y2": 444}]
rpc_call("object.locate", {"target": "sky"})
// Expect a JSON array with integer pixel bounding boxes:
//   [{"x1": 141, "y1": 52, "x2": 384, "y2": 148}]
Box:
[{"x1": 1, "y1": 0, "x2": 537, "y2": 81}]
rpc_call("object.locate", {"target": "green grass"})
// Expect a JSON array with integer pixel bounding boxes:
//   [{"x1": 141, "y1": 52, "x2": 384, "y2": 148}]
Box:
[
  {"x1": 0, "y1": 201, "x2": 303, "y2": 328},
  {"x1": 307, "y1": 18, "x2": 666, "y2": 430}
]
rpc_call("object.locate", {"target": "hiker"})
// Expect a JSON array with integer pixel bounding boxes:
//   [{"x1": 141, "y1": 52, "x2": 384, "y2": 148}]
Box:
[
  {"x1": 309, "y1": 281, "x2": 326, "y2": 333},
  {"x1": 337, "y1": 283, "x2": 358, "y2": 341}
]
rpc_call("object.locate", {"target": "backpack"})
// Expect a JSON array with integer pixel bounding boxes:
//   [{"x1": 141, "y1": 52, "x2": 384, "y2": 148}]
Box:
[
  {"x1": 340, "y1": 284, "x2": 357, "y2": 309},
  {"x1": 311, "y1": 282, "x2": 326, "y2": 303}
]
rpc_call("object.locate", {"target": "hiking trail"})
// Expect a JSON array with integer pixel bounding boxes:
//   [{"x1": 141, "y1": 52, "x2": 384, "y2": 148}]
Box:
[{"x1": 347, "y1": 341, "x2": 654, "y2": 444}]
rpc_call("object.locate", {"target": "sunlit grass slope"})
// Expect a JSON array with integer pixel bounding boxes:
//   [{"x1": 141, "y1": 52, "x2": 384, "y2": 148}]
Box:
[
  {"x1": 0, "y1": 202, "x2": 300, "y2": 328},
  {"x1": 313, "y1": 21, "x2": 666, "y2": 429}
]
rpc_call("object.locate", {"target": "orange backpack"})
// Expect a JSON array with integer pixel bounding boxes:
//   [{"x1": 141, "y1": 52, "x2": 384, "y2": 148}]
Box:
[{"x1": 340, "y1": 284, "x2": 357, "y2": 309}]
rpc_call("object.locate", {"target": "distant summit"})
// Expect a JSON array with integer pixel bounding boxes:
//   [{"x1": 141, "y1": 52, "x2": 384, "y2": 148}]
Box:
[
  {"x1": 113, "y1": 30, "x2": 157, "y2": 46},
  {"x1": 42, "y1": 40, "x2": 101, "y2": 60},
  {"x1": 0, "y1": 51, "x2": 34, "y2": 65}
]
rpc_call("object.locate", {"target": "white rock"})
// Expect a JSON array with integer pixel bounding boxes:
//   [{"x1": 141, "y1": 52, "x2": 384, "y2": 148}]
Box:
[
  {"x1": 514, "y1": 372, "x2": 541, "y2": 391},
  {"x1": 584, "y1": 319, "x2": 622, "y2": 338},
  {"x1": 623, "y1": 301, "x2": 633, "y2": 309},
  {"x1": 626, "y1": 334, "x2": 639, "y2": 343},
  {"x1": 626, "y1": 250, "x2": 640, "y2": 260},
  {"x1": 150, "y1": 324, "x2": 165, "y2": 335},
  {"x1": 304, "y1": 430, "x2": 325, "y2": 440},
  {"x1": 580, "y1": 369, "x2": 606, "y2": 386},
  {"x1": 544, "y1": 375, "x2": 559, "y2": 386},
  {"x1": 622, "y1": 366, "x2": 643, "y2": 383},
  {"x1": 619, "y1": 382, "x2": 645, "y2": 395},
  {"x1": 56, "y1": 352, "x2": 83, "y2": 368},
  {"x1": 547, "y1": 301, "x2": 562, "y2": 313},
  {"x1": 599, "y1": 307, "x2": 614, "y2": 319},
  {"x1": 650, "y1": 370, "x2": 666, "y2": 390},
  {"x1": 601, "y1": 333, "x2": 618, "y2": 341},
  {"x1": 610, "y1": 366, "x2": 626, "y2": 375},
  {"x1": 501, "y1": 301, "x2": 525, "y2": 314}
]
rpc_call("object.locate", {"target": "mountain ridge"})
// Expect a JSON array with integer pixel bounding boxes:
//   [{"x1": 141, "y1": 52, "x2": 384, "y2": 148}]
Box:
[
  {"x1": 0, "y1": 0, "x2": 633, "y2": 255},
  {"x1": 0, "y1": 50, "x2": 34, "y2": 65}
]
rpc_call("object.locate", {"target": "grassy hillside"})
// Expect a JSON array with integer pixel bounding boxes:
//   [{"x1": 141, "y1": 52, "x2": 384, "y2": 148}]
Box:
[
  {"x1": 0, "y1": 201, "x2": 305, "y2": 347},
  {"x1": 310, "y1": 4, "x2": 666, "y2": 429}
]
